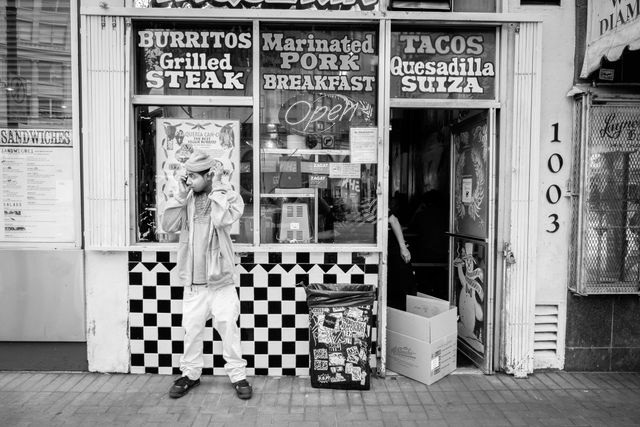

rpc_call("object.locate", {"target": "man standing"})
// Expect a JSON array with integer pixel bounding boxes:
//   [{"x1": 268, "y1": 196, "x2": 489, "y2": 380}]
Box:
[{"x1": 161, "y1": 151, "x2": 252, "y2": 400}]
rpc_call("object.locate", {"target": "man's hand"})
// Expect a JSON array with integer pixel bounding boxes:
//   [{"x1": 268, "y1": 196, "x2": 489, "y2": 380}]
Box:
[{"x1": 176, "y1": 172, "x2": 189, "y2": 200}]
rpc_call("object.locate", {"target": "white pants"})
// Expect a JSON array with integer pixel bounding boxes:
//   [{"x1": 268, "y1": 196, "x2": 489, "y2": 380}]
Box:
[{"x1": 180, "y1": 284, "x2": 247, "y2": 383}]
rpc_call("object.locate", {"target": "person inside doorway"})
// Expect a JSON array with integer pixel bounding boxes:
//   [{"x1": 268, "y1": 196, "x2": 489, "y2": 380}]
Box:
[{"x1": 387, "y1": 193, "x2": 417, "y2": 311}]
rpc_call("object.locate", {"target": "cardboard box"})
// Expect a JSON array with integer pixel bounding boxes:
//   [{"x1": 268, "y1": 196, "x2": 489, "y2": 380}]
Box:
[{"x1": 386, "y1": 294, "x2": 457, "y2": 385}]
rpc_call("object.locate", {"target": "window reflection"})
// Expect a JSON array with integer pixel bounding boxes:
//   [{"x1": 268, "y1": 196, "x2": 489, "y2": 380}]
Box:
[
  {"x1": 1, "y1": 0, "x2": 71, "y2": 127},
  {"x1": 259, "y1": 24, "x2": 379, "y2": 245},
  {"x1": 135, "y1": 105, "x2": 254, "y2": 244}
]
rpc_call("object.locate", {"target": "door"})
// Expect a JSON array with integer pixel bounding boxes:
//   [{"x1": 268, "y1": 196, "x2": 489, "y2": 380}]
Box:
[{"x1": 448, "y1": 110, "x2": 497, "y2": 373}]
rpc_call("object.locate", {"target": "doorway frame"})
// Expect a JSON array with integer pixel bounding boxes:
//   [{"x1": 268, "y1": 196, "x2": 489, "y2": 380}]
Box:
[
  {"x1": 383, "y1": 105, "x2": 500, "y2": 375},
  {"x1": 379, "y1": 20, "x2": 542, "y2": 377},
  {"x1": 378, "y1": 20, "x2": 506, "y2": 376}
]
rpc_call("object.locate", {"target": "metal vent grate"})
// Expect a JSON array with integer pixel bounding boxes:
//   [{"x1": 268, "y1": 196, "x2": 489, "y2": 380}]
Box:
[{"x1": 533, "y1": 304, "x2": 559, "y2": 358}]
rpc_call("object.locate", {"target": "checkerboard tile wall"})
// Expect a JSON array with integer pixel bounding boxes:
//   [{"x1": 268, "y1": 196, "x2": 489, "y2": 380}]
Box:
[{"x1": 128, "y1": 251, "x2": 379, "y2": 376}]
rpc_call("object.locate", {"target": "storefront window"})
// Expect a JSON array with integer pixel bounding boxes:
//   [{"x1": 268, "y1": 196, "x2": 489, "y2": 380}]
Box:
[
  {"x1": 259, "y1": 24, "x2": 379, "y2": 244},
  {"x1": 135, "y1": 105, "x2": 253, "y2": 244},
  {"x1": 570, "y1": 100, "x2": 640, "y2": 294},
  {"x1": 135, "y1": 22, "x2": 253, "y2": 97},
  {"x1": 1, "y1": 0, "x2": 72, "y2": 127},
  {"x1": 1, "y1": 0, "x2": 75, "y2": 244}
]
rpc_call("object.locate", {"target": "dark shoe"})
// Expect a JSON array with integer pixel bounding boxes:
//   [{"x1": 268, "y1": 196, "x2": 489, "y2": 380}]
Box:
[
  {"x1": 233, "y1": 379, "x2": 252, "y2": 400},
  {"x1": 169, "y1": 376, "x2": 200, "y2": 398}
]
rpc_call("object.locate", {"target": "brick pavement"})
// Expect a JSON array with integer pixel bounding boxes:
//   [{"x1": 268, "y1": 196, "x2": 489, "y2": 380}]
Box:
[{"x1": 1, "y1": 370, "x2": 640, "y2": 426}]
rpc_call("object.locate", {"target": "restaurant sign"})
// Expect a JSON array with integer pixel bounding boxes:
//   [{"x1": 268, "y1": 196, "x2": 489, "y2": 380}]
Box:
[
  {"x1": 135, "y1": 0, "x2": 378, "y2": 11},
  {"x1": 590, "y1": 104, "x2": 640, "y2": 151},
  {"x1": 390, "y1": 29, "x2": 497, "y2": 100},
  {"x1": 260, "y1": 28, "x2": 378, "y2": 135},
  {"x1": 261, "y1": 31, "x2": 377, "y2": 93},
  {"x1": 580, "y1": 0, "x2": 640, "y2": 78},
  {"x1": 278, "y1": 93, "x2": 374, "y2": 136},
  {"x1": 136, "y1": 25, "x2": 252, "y2": 95},
  {"x1": 1, "y1": 129, "x2": 75, "y2": 243}
]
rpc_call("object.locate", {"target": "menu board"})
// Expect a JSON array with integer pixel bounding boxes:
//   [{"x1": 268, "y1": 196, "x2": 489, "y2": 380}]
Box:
[{"x1": 0, "y1": 129, "x2": 74, "y2": 243}]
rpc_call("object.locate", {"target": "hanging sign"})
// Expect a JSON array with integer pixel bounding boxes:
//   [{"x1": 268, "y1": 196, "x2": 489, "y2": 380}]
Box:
[
  {"x1": 580, "y1": 0, "x2": 640, "y2": 78},
  {"x1": 1, "y1": 129, "x2": 75, "y2": 243},
  {"x1": 309, "y1": 174, "x2": 328, "y2": 189},
  {"x1": 390, "y1": 30, "x2": 496, "y2": 100},
  {"x1": 590, "y1": 104, "x2": 640, "y2": 151},
  {"x1": 349, "y1": 127, "x2": 377, "y2": 164},
  {"x1": 136, "y1": 26, "x2": 252, "y2": 94}
]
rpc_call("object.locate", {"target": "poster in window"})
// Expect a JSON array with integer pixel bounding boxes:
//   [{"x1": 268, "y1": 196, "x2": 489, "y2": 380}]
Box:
[
  {"x1": 452, "y1": 113, "x2": 488, "y2": 239},
  {"x1": 155, "y1": 119, "x2": 240, "y2": 235},
  {"x1": 452, "y1": 238, "x2": 487, "y2": 358}
]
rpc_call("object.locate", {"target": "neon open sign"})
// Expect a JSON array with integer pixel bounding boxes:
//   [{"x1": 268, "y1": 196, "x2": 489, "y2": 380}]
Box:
[{"x1": 278, "y1": 93, "x2": 374, "y2": 135}]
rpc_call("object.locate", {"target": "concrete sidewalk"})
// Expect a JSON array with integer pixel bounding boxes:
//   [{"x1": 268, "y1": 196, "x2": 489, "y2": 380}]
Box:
[{"x1": 1, "y1": 370, "x2": 640, "y2": 426}]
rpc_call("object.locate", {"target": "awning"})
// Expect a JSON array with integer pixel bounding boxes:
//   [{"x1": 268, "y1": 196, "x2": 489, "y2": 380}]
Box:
[{"x1": 580, "y1": 0, "x2": 640, "y2": 79}]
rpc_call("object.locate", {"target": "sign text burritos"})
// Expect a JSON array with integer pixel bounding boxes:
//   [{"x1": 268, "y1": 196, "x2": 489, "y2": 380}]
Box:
[
  {"x1": 136, "y1": 25, "x2": 252, "y2": 94},
  {"x1": 390, "y1": 30, "x2": 496, "y2": 100}
]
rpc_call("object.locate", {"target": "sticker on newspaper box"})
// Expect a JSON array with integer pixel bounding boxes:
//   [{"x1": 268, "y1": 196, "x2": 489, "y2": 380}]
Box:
[
  {"x1": 329, "y1": 352, "x2": 346, "y2": 366},
  {"x1": 341, "y1": 317, "x2": 367, "y2": 338},
  {"x1": 346, "y1": 346, "x2": 360, "y2": 363},
  {"x1": 314, "y1": 360, "x2": 329, "y2": 370},
  {"x1": 314, "y1": 348, "x2": 328, "y2": 359}
]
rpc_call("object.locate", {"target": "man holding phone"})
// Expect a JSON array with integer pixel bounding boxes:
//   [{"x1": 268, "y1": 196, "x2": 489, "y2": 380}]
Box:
[{"x1": 161, "y1": 151, "x2": 252, "y2": 400}]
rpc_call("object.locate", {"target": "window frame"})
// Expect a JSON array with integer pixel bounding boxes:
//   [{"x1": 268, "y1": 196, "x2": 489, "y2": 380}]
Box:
[
  {"x1": 257, "y1": 22, "x2": 381, "y2": 248},
  {"x1": 569, "y1": 92, "x2": 640, "y2": 295},
  {"x1": 0, "y1": 0, "x2": 81, "y2": 249},
  {"x1": 129, "y1": 18, "x2": 385, "y2": 252}
]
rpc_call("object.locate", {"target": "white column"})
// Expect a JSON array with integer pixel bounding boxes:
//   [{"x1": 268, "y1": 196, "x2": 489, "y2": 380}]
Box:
[
  {"x1": 502, "y1": 21, "x2": 542, "y2": 378},
  {"x1": 81, "y1": 15, "x2": 129, "y2": 248}
]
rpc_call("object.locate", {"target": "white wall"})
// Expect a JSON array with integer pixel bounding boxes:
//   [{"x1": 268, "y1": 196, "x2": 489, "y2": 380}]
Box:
[
  {"x1": 85, "y1": 251, "x2": 129, "y2": 372},
  {"x1": 508, "y1": 0, "x2": 576, "y2": 369}
]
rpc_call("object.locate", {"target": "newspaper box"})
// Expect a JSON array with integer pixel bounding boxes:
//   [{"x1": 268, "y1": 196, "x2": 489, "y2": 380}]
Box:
[
  {"x1": 386, "y1": 294, "x2": 457, "y2": 385},
  {"x1": 305, "y1": 283, "x2": 375, "y2": 390}
]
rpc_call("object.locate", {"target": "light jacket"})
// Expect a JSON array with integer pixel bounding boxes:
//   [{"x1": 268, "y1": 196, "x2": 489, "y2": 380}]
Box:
[{"x1": 161, "y1": 182, "x2": 245, "y2": 287}]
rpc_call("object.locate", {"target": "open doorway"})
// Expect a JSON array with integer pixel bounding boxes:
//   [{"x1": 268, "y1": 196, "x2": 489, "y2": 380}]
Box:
[{"x1": 387, "y1": 108, "x2": 487, "y2": 369}]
